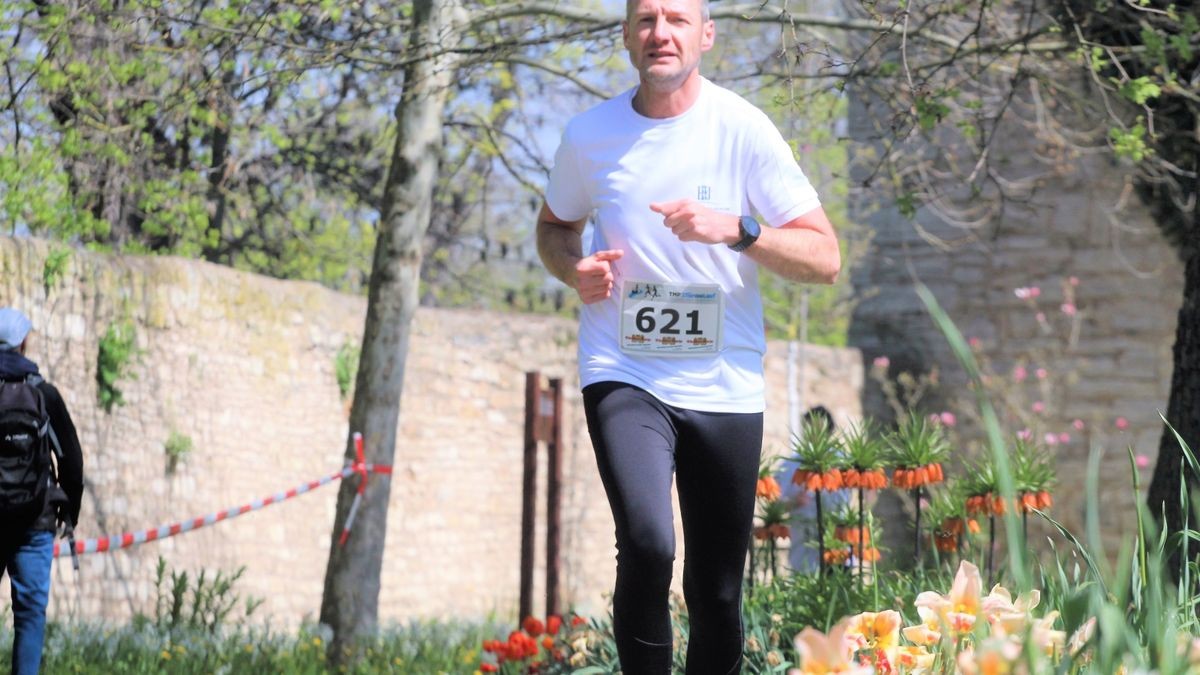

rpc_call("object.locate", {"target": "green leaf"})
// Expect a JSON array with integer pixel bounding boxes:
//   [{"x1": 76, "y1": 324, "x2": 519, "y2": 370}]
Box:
[{"x1": 1118, "y1": 76, "x2": 1161, "y2": 105}]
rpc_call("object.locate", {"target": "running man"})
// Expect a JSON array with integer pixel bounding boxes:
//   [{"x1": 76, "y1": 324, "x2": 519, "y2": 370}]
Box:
[{"x1": 536, "y1": 0, "x2": 841, "y2": 672}]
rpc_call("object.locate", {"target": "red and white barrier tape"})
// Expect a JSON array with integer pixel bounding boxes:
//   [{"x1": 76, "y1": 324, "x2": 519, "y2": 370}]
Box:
[{"x1": 53, "y1": 432, "x2": 392, "y2": 558}]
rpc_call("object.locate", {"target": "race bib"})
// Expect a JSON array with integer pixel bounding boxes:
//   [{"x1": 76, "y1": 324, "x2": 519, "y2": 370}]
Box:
[{"x1": 620, "y1": 280, "x2": 723, "y2": 356}]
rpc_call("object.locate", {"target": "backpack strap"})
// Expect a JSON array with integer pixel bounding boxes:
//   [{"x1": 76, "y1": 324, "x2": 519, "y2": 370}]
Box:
[{"x1": 24, "y1": 373, "x2": 62, "y2": 462}]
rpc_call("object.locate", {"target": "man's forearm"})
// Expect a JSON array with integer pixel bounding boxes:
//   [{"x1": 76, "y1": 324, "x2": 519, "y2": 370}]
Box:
[
  {"x1": 536, "y1": 219, "x2": 584, "y2": 289},
  {"x1": 744, "y1": 225, "x2": 841, "y2": 284}
]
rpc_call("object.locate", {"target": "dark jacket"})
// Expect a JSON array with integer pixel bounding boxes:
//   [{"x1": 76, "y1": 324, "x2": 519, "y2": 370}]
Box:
[{"x1": 0, "y1": 350, "x2": 84, "y2": 533}]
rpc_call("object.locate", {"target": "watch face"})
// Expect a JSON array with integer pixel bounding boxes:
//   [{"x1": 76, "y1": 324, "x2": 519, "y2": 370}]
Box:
[
  {"x1": 740, "y1": 216, "x2": 761, "y2": 238},
  {"x1": 731, "y1": 216, "x2": 761, "y2": 252}
]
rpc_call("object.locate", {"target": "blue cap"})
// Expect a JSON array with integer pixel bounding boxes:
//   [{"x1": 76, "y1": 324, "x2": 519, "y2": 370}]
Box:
[{"x1": 0, "y1": 308, "x2": 32, "y2": 351}]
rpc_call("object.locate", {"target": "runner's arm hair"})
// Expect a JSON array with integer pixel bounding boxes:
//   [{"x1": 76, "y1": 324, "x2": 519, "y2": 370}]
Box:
[
  {"x1": 744, "y1": 206, "x2": 840, "y2": 284},
  {"x1": 536, "y1": 201, "x2": 589, "y2": 289}
]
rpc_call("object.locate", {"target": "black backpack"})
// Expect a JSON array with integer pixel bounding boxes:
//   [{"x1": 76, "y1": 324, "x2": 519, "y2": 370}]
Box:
[{"x1": 0, "y1": 374, "x2": 59, "y2": 525}]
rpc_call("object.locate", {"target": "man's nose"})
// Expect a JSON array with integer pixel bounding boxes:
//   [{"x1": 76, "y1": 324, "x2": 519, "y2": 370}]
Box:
[{"x1": 651, "y1": 15, "x2": 670, "y2": 41}]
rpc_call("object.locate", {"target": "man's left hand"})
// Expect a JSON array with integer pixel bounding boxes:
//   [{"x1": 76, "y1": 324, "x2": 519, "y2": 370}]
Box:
[{"x1": 650, "y1": 199, "x2": 739, "y2": 246}]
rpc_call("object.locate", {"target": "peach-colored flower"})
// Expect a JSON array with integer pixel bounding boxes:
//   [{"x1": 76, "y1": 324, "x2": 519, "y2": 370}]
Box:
[
  {"x1": 901, "y1": 607, "x2": 942, "y2": 647},
  {"x1": 915, "y1": 560, "x2": 983, "y2": 636},
  {"x1": 981, "y1": 585, "x2": 1040, "y2": 634},
  {"x1": 843, "y1": 610, "x2": 901, "y2": 657},
  {"x1": 957, "y1": 636, "x2": 1023, "y2": 675},
  {"x1": 1029, "y1": 611, "x2": 1066, "y2": 657},
  {"x1": 1067, "y1": 617, "x2": 1096, "y2": 656},
  {"x1": 1115, "y1": 417, "x2": 1129, "y2": 430},
  {"x1": 790, "y1": 619, "x2": 874, "y2": 675},
  {"x1": 894, "y1": 645, "x2": 935, "y2": 673}
]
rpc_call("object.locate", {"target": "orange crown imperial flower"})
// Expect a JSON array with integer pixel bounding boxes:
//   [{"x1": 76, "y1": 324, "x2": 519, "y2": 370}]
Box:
[
  {"x1": 756, "y1": 476, "x2": 782, "y2": 500},
  {"x1": 792, "y1": 469, "x2": 845, "y2": 492}
]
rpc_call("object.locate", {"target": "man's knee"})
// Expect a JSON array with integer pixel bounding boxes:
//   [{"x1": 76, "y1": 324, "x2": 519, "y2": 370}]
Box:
[{"x1": 619, "y1": 526, "x2": 675, "y2": 578}]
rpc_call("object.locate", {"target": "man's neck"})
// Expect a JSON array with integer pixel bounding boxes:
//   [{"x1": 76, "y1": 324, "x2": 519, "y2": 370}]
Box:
[{"x1": 632, "y1": 71, "x2": 704, "y2": 119}]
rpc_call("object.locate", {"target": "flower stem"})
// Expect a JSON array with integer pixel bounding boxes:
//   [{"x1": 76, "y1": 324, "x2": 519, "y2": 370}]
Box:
[
  {"x1": 816, "y1": 489, "x2": 825, "y2": 575},
  {"x1": 858, "y1": 485, "x2": 866, "y2": 587},
  {"x1": 988, "y1": 513, "x2": 996, "y2": 587},
  {"x1": 912, "y1": 486, "x2": 922, "y2": 564}
]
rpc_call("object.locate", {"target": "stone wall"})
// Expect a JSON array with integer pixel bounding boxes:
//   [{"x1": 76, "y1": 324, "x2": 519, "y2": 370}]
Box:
[
  {"x1": 0, "y1": 236, "x2": 862, "y2": 626},
  {"x1": 847, "y1": 95, "x2": 1184, "y2": 552}
]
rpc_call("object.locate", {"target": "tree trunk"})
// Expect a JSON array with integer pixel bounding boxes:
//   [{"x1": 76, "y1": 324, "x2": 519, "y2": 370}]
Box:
[
  {"x1": 1147, "y1": 241, "x2": 1199, "y2": 580},
  {"x1": 318, "y1": 0, "x2": 460, "y2": 665}
]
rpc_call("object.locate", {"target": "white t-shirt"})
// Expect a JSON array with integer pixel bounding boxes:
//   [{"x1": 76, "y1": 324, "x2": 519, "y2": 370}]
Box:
[{"x1": 546, "y1": 78, "x2": 821, "y2": 413}]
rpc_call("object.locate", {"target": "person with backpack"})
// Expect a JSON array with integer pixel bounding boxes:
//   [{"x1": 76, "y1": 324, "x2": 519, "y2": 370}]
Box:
[{"x1": 0, "y1": 308, "x2": 83, "y2": 675}]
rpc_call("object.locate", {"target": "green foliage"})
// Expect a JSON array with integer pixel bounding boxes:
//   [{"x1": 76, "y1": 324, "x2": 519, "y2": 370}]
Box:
[
  {"x1": 841, "y1": 419, "x2": 886, "y2": 470},
  {"x1": 150, "y1": 557, "x2": 262, "y2": 635},
  {"x1": 1110, "y1": 119, "x2": 1152, "y2": 162},
  {"x1": 42, "y1": 246, "x2": 71, "y2": 296},
  {"x1": 163, "y1": 430, "x2": 193, "y2": 475},
  {"x1": 334, "y1": 342, "x2": 360, "y2": 400},
  {"x1": 17, "y1": 613, "x2": 494, "y2": 673},
  {"x1": 789, "y1": 414, "x2": 845, "y2": 472},
  {"x1": 96, "y1": 321, "x2": 138, "y2": 412},
  {"x1": 885, "y1": 412, "x2": 952, "y2": 468},
  {"x1": 1118, "y1": 76, "x2": 1162, "y2": 105}
]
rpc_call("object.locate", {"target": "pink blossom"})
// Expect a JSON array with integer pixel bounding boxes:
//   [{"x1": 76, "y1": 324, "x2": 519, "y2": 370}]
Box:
[
  {"x1": 1044, "y1": 433, "x2": 1059, "y2": 446},
  {"x1": 928, "y1": 413, "x2": 941, "y2": 425},
  {"x1": 1061, "y1": 303, "x2": 1077, "y2": 316},
  {"x1": 1036, "y1": 312, "x2": 1047, "y2": 323},
  {"x1": 873, "y1": 356, "x2": 890, "y2": 370},
  {"x1": 1115, "y1": 417, "x2": 1129, "y2": 430},
  {"x1": 940, "y1": 412, "x2": 957, "y2": 427},
  {"x1": 1032, "y1": 401, "x2": 1045, "y2": 414},
  {"x1": 1073, "y1": 419, "x2": 1085, "y2": 431},
  {"x1": 1013, "y1": 366, "x2": 1028, "y2": 382},
  {"x1": 1018, "y1": 428, "x2": 1033, "y2": 441},
  {"x1": 1036, "y1": 368, "x2": 1048, "y2": 380},
  {"x1": 1068, "y1": 276, "x2": 1079, "y2": 287},
  {"x1": 1014, "y1": 286, "x2": 1042, "y2": 300},
  {"x1": 1058, "y1": 432, "x2": 1071, "y2": 444},
  {"x1": 968, "y1": 336, "x2": 982, "y2": 349},
  {"x1": 1136, "y1": 454, "x2": 1150, "y2": 469}
]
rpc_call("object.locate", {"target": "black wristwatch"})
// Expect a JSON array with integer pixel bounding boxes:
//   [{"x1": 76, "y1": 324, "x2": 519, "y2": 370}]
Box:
[{"x1": 728, "y1": 215, "x2": 761, "y2": 252}]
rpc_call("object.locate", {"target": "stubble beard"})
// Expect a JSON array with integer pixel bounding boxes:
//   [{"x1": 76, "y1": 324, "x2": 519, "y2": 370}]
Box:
[{"x1": 638, "y1": 59, "x2": 698, "y2": 92}]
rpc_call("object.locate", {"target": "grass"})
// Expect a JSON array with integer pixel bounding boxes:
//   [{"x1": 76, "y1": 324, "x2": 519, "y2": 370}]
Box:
[{"x1": 0, "y1": 620, "x2": 496, "y2": 674}]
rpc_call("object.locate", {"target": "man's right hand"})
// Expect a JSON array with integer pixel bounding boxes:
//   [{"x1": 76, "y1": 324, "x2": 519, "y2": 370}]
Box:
[{"x1": 573, "y1": 249, "x2": 624, "y2": 304}]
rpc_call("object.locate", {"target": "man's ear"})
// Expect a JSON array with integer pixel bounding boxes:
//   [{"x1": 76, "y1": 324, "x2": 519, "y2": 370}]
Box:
[
  {"x1": 622, "y1": 20, "x2": 630, "y2": 50},
  {"x1": 700, "y1": 19, "x2": 715, "y2": 52}
]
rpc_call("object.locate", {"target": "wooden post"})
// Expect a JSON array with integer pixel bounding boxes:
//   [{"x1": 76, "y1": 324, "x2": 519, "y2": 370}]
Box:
[
  {"x1": 545, "y1": 377, "x2": 563, "y2": 617},
  {"x1": 519, "y1": 372, "x2": 564, "y2": 622},
  {"x1": 520, "y1": 372, "x2": 539, "y2": 623}
]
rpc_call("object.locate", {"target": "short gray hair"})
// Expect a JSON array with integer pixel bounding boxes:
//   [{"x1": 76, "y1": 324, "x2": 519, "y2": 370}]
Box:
[{"x1": 625, "y1": 0, "x2": 711, "y2": 21}]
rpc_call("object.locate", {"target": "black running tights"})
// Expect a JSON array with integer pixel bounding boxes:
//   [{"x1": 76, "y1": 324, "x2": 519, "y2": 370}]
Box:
[{"x1": 582, "y1": 381, "x2": 763, "y2": 675}]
